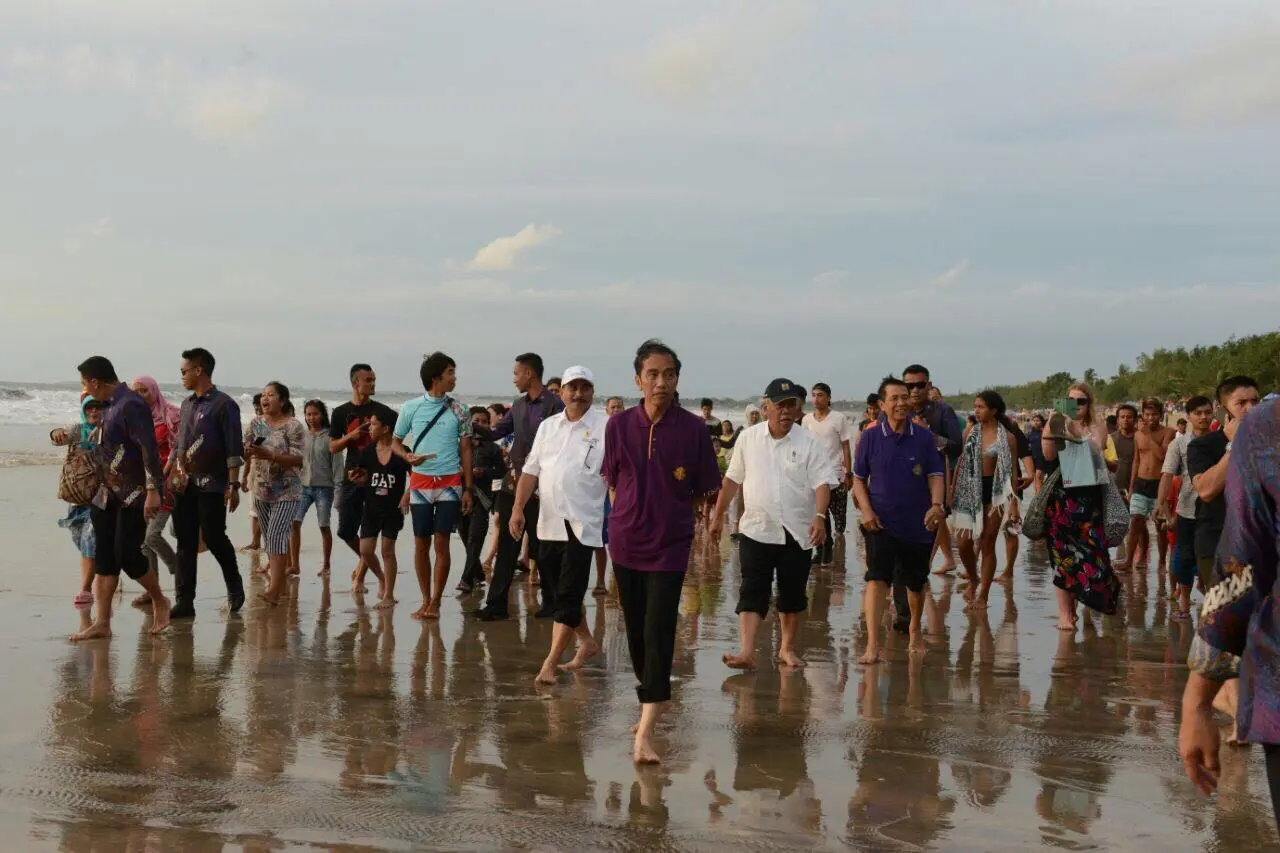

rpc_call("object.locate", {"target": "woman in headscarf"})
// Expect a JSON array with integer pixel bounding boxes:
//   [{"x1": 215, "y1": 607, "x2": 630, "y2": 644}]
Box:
[
  {"x1": 51, "y1": 395, "x2": 101, "y2": 608},
  {"x1": 129, "y1": 376, "x2": 181, "y2": 605}
]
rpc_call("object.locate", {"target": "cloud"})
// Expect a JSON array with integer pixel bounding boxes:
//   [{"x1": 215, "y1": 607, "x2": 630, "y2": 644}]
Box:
[
  {"x1": 931, "y1": 258, "x2": 970, "y2": 287},
  {"x1": 1013, "y1": 280, "x2": 1050, "y2": 297},
  {"x1": 467, "y1": 224, "x2": 562, "y2": 272},
  {"x1": 811, "y1": 269, "x2": 849, "y2": 287},
  {"x1": 634, "y1": 4, "x2": 806, "y2": 99},
  {"x1": 5, "y1": 44, "x2": 289, "y2": 140},
  {"x1": 1116, "y1": 28, "x2": 1280, "y2": 125}
]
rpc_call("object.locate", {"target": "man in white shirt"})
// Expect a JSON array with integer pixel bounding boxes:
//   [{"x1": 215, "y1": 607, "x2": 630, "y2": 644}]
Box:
[
  {"x1": 511, "y1": 365, "x2": 608, "y2": 685},
  {"x1": 803, "y1": 381, "x2": 853, "y2": 565},
  {"x1": 710, "y1": 378, "x2": 834, "y2": 670}
]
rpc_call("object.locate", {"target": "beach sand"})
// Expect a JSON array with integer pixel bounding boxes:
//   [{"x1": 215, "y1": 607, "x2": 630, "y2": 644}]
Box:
[{"x1": 0, "y1": 461, "x2": 1275, "y2": 852}]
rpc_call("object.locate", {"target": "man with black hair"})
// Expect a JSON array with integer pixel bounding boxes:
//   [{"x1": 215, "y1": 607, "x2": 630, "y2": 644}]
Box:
[
  {"x1": 901, "y1": 364, "x2": 961, "y2": 614},
  {"x1": 857, "y1": 393, "x2": 881, "y2": 432},
  {"x1": 330, "y1": 363, "x2": 397, "y2": 592},
  {"x1": 392, "y1": 351, "x2": 472, "y2": 619},
  {"x1": 803, "y1": 381, "x2": 852, "y2": 564},
  {"x1": 852, "y1": 375, "x2": 946, "y2": 662},
  {"x1": 474, "y1": 352, "x2": 565, "y2": 620},
  {"x1": 1156, "y1": 395, "x2": 1213, "y2": 617},
  {"x1": 605, "y1": 339, "x2": 720, "y2": 764},
  {"x1": 700, "y1": 398, "x2": 719, "y2": 430},
  {"x1": 1188, "y1": 376, "x2": 1260, "y2": 590},
  {"x1": 71, "y1": 355, "x2": 172, "y2": 640},
  {"x1": 546, "y1": 377, "x2": 562, "y2": 397},
  {"x1": 171, "y1": 347, "x2": 246, "y2": 619}
]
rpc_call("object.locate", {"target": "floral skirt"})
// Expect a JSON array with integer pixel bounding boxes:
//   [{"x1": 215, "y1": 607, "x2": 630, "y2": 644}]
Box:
[
  {"x1": 58, "y1": 504, "x2": 96, "y2": 559},
  {"x1": 1046, "y1": 484, "x2": 1121, "y2": 615}
]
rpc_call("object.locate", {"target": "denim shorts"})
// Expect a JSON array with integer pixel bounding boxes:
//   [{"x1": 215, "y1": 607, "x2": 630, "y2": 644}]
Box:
[
  {"x1": 1129, "y1": 492, "x2": 1158, "y2": 517},
  {"x1": 295, "y1": 486, "x2": 335, "y2": 527}
]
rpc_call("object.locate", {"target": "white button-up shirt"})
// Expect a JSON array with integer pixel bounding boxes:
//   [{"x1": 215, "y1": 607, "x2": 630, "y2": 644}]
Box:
[
  {"x1": 522, "y1": 408, "x2": 609, "y2": 547},
  {"x1": 725, "y1": 421, "x2": 836, "y2": 546},
  {"x1": 801, "y1": 408, "x2": 853, "y2": 482}
]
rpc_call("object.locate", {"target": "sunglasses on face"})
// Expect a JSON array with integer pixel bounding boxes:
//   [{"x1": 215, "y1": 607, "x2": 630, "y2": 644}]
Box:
[
  {"x1": 904, "y1": 381, "x2": 928, "y2": 391},
  {"x1": 1070, "y1": 397, "x2": 1090, "y2": 406}
]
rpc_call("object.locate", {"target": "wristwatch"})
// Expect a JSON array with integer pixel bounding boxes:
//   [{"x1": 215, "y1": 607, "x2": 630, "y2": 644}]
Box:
[{"x1": 1225, "y1": 441, "x2": 1233, "y2": 452}]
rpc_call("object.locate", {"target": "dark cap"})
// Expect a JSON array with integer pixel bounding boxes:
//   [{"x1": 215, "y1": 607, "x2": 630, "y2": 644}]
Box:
[{"x1": 764, "y1": 378, "x2": 805, "y2": 403}]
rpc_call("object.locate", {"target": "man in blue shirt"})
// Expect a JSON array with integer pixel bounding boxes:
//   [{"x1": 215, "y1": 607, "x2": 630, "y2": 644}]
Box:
[
  {"x1": 392, "y1": 351, "x2": 472, "y2": 620},
  {"x1": 852, "y1": 376, "x2": 946, "y2": 663}
]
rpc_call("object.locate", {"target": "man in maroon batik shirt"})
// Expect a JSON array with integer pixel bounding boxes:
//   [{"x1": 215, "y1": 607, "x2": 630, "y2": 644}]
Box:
[{"x1": 603, "y1": 339, "x2": 721, "y2": 766}]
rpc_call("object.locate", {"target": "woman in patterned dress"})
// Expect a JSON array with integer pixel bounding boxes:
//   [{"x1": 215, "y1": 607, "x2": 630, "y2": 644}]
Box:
[{"x1": 1039, "y1": 383, "x2": 1121, "y2": 631}]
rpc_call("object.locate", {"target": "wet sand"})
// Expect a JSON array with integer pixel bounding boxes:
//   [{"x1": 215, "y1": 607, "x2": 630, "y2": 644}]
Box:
[{"x1": 0, "y1": 464, "x2": 1275, "y2": 852}]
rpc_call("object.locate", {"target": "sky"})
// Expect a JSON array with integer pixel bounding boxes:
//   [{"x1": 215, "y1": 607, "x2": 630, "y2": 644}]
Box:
[{"x1": 2, "y1": 0, "x2": 1278, "y2": 399}]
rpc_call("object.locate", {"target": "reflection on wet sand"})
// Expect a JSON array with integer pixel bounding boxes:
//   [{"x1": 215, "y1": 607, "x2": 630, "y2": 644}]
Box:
[{"x1": 8, "y1": 525, "x2": 1279, "y2": 851}]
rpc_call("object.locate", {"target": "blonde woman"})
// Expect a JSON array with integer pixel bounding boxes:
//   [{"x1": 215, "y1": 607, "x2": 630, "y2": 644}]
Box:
[{"x1": 1038, "y1": 383, "x2": 1121, "y2": 631}]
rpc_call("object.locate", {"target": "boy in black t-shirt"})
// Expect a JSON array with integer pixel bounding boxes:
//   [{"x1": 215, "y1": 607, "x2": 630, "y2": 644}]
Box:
[{"x1": 349, "y1": 412, "x2": 409, "y2": 608}]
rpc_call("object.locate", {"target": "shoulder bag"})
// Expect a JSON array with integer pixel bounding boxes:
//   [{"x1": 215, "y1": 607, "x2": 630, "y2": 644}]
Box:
[
  {"x1": 58, "y1": 444, "x2": 101, "y2": 506},
  {"x1": 1021, "y1": 468, "x2": 1059, "y2": 541}
]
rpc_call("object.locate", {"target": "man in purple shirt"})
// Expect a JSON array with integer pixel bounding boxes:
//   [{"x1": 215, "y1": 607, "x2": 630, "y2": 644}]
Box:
[
  {"x1": 603, "y1": 339, "x2": 720, "y2": 765},
  {"x1": 169, "y1": 347, "x2": 246, "y2": 620},
  {"x1": 852, "y1": 376, "x2": 946, "y2": 664},
  {"x1": 71, "y1": 356, "x2": 172, "y2": 642},
  {"x1": 1180, "y1": 397, "x2": 1280, "y2": 831}
]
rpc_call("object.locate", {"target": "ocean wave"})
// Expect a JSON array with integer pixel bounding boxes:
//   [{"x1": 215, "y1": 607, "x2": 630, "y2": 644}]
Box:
[
  {"x1": 0, "y1": 387, "x2": 33, "y2": 401},
  {"x1": 0, "y1": 450, "x2": 62, "y2": 468}
]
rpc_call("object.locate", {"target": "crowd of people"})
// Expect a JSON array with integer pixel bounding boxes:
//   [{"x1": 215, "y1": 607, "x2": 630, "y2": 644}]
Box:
[{"x1": 48, "y1": 342, "x2": 1280, "y2": 828}]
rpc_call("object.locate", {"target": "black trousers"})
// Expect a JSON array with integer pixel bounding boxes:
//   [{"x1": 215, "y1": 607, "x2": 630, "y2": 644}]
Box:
[
  {"x1": 539, "y1": 523, "x2": 594, "y2": 627},
  {"x1": 91, "y1": 499, "x2": 149, "y2": 580},
  {"x1": 615, "y1": 565, "x2": 684, "y2": 704},
  {"x1": 737, "y1": 532, "x2": 812, "y2": 615},
  {"x1": 460, "y1": 493, "x2": 493, "y2": 586},
  {"x1": 173, "y1": 484, "x2": 244, "y2": 607},
  {"x1": 483, "y1": 491, "x2": 540, "y2": 615}
]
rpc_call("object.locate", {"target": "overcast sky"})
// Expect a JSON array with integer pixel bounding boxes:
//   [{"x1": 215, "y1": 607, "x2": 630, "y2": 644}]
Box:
[{"x1": 2, "y1": 1, "x2": 1278, "y2": 399}]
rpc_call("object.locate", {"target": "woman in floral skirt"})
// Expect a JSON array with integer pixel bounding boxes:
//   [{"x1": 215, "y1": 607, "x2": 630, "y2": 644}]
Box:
[{"x1": 1039, "y1": 383, "x2": 1121, "y2": 630}]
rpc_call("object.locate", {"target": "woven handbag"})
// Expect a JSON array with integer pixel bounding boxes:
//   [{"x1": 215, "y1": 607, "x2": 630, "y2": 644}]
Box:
[
  {"x1": 57, "y1": 444, "x2": 100, "y2": 505},
  {"x1": 1021, "y1": 469, "x2": 1059, "y2": 541}
]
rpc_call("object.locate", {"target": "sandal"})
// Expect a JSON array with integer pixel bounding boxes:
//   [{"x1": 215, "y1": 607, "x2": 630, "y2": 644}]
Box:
[{"x1": 73, "y1": 591, "x2": 94, "y2": 608}]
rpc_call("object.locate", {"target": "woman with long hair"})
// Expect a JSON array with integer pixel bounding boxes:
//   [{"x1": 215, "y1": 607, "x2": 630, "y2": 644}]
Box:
[
  {"x1": 1038, "y1": 382, "x2": 1121, "y2": 630},
  {"x1": 129, "y1": 376, "x2": 181, "y2": 606},
  {"x1": 243, "y1": 382, "x2": 305, "y2": 605},
  {"x1": 954, "y1": 390, "x2": 1020, "y2": 609}
]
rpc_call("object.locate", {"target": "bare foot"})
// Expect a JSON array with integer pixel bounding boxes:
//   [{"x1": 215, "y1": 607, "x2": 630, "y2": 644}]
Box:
[
  {"x1": 776, "y1": 649, "x2": 806, "y2": 668},
  {"x1": 722, "y1": 652, "x2": 756, "y2": 671},
  {"x1": 131, "y1": 593, "x2": 152, "y2": 608},
  {"x1": 858, "y1": 649, "x2": 882, "y2": 666},
  {"x1": 559, "y1": 640, "x2": 600, "y2": 671},
  {"x1": 411, "y1": 605, "x2": 429, "y2": 620},
  {"x1": 351, "y1": 580, "x2": 367, "y2": 595},
  {"x1": 535, "y1": 664, "x2": 559, "y2": 685},
  {"x1": 374, "y1": 596, "x2": 397, "y2": 610},
  {"x1": 633, "y1": 736, "x2": 661, "y2": 765},
  {"x1": 258, "y1": 591, "x2": 282, "y2": 606},
  {"x1": 628, "y1": 722, "x2": 640, "y2": 734},
  {"x1": 69, "y1": 622, "x2": 112, "y2": 642},
  {"x1": 592, "y1": 585, "x2": 607, "y2": 597},
  {"x1": 253, "y1": 565, "x2": 269, "y2": 576},
  {"x1": 287, "y1": 566, "x2": 300, "y2": 576},
  {"x1": 150, "y1": 596, "x2": 171, "y2": 634},
  {"x1": 421, "y1": 601, "x2": 441, "y2": 620},
  {"x1": 317, "y1": 567, "x2": 330, "y2": 578},
  {"x1": 1056, "y1": 620, "x2": 1076, "y2": 631},
  {"x1": 932, "y1": 564, "x2": 956, "y2": 576},
  {"x1": 908, "y1": 632, "x2": 926, "y2": 656}
]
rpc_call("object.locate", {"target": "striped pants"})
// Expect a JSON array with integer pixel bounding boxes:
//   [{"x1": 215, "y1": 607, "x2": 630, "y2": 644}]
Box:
[{"x1": 254, "y1": 498, "x2": 300, "y2": 556}]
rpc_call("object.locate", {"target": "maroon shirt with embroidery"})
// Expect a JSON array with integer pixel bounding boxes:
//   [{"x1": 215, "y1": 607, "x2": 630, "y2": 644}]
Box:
[{"x1": 603, "y1": 404, "x2": 721, "y2": 572}]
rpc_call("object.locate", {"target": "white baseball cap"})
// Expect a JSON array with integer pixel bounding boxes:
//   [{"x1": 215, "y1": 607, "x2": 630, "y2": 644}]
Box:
[{"x1": 561, "y1": 365, "x2": 594, "y2": 387}]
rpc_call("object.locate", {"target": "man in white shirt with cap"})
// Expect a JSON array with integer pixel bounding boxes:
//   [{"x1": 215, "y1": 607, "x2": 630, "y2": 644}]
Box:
[
  {"x1": 511, "y1": 365, "x2": 608, "y2": 685},
  {"x1": 710, "y1": 378, "x2": 834, "y2": 669}
]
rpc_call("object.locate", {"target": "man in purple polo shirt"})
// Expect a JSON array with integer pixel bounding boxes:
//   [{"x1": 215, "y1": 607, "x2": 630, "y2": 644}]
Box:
[
  {"x1": 852, "y1": 376, "x2": 946, "y2": 663},
  {"x1": 604, "y1": 339, "x2": 720, "y2": 765}
]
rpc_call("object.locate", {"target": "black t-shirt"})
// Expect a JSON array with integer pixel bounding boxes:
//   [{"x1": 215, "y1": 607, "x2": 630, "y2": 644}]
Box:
[
  {"x1": 1186, "y1": 430, "x2": 1228, "y2": 559},
  {"x1": 330, "y1": 400, "x2": 398, "y2": 471},
  {"x1": 357, "y1": 444, "x2": 409, "y2": 515}
]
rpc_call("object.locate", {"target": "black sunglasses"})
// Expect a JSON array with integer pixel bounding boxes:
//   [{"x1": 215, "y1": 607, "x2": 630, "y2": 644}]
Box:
[
  {"x1": 1070, "y1": 396, "x2": 1090, "y2": 405},
  {"x1": 904, "y1": 381, "x2": 928, "y2": 391}
]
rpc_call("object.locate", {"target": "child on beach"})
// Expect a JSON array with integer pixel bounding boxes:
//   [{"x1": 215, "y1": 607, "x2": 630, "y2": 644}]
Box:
[
  {"x1": 348, "y1": 412, "x2": 409, "y2": 607},
  {"x1": 292, "y1": 399, "x2": 342, "y2": 578},
  {"x1": 51, "y1": 396, "x2": 105, "y2": 608}
]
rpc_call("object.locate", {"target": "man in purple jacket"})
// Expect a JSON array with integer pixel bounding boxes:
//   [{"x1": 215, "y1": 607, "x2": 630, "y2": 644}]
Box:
[{"x1": 604, "y1": 339, "x2": 721, "y2": 765}]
